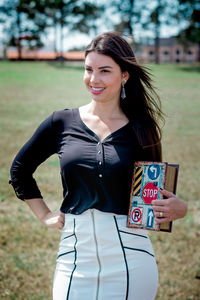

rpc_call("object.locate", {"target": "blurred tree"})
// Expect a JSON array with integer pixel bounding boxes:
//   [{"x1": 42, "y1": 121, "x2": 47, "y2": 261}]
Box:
[
  {"x1": 149, "y1": 0, "x2": 162, "y2": 64},
  {"x1": 0, "y1": 0, "x2": 104, "y2": 59},
  {"x1": 145, "y1": 0, "x2": 179, "y2": 64},
  {"x1": 0, "y1": 0, "x2": 46, "y2": 59},
  {"x1": 111, "y1": 0, "x2": 139, "y2": 37},
  {"x1": 177, "y1": 0, "x2": 200, "y2": 61},
  {"x1": 44, "y1": 0, "x2": 104, "y2": 57},
  {"x1": 108, "y1": 0, "x2": 179, "y2": 63},
  {"x1": 107, "y1": 0, "x2": 142, "y2": 45},
  {"x1": 0, "y1": 1, "x2": 23, "y2": 59}
]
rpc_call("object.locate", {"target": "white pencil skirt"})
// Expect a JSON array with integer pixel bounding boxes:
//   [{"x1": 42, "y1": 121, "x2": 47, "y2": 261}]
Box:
[{"x1": 53, "y1": 209, "x2": 158, "y2": 300}]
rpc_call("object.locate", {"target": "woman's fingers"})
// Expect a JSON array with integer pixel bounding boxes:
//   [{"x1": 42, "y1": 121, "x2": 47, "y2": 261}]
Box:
[
  {"x1": 43, "y1": 210, "x2": 65, "y2": 229},
  {"x1": 152, "y1": 190, "x2": 174, "y2": 223},
  {"x1": 158, "y1": 188, "x2": 174, "y2": 198},
  {"x1": 152, "y1": 189, "x2": 188, "y2": 222},
  {"x1": 58, "y1": 212, "x2": 65, "y2": 229},
  {"x1": 153, "y1": 207, "x2": 171, "y2": 223}
]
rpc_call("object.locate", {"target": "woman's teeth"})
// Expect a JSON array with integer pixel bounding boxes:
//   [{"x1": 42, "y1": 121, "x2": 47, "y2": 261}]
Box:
[{"x1": 92, "y1": 87, "x2": 104, "y2": 91}]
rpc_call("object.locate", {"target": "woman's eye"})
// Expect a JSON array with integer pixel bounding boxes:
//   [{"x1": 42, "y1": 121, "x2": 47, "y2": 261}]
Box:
[
  {"x1": 85, "y1": 68, "x2": 92, "y2": 72},
  {"x1": 102, "y1": 70, "x2": 110, "y2": 73}
]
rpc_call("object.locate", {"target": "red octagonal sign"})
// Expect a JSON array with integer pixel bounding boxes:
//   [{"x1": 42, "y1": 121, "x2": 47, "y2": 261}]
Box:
[{"x1": 142, "y1": 182, "x2": 158, "y2": 204}]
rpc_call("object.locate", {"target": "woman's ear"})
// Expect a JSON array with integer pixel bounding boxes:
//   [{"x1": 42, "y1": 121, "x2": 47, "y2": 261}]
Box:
[{"x1": 122, "y1": 71, "x2": 130, "y2": 82}]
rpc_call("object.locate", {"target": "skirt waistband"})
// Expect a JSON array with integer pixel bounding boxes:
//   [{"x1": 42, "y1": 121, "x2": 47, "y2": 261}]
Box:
[
  {"x1": 62, "y1": 208, "x2": 148, "y2": 237},
  {"x1": 64, "y1": 208, "x2": 125, "y2": 220}
]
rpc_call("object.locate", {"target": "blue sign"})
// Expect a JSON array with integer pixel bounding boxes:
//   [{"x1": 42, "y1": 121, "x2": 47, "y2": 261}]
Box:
[
  {"x1": 146, "y1": 208, "x2": 154, "y2": 228},
  {"x1": 148, "y1": 164, "x2": 160, "y2": 180}
]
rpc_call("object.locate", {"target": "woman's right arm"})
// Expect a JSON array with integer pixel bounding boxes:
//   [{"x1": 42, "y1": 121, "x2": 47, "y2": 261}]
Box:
[
  {"x1": 9, "y1": 114, "x2": 57, "y2": 200},
  {"x1": 10, "y1": 113, "x2": 64, "y2": 229},
  {"x1": 25, "y1": 198, "x2": 64, "y2": 229}
]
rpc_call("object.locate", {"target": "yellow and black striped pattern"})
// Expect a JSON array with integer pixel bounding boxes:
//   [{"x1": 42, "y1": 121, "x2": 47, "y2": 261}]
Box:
[{"x1": 133, "y1": 167, "x2": 143, "y2": 196}]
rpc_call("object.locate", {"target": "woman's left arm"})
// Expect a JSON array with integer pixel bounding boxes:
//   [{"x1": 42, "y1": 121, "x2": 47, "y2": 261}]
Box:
[{"x1": 152, "y1": 189, "x2": 188, "y2": 224}]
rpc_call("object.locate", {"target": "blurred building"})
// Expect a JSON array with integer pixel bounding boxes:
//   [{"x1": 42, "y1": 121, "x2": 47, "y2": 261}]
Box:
[
  {"x1": 2, "y1": 36, "x2": 199, "y2": 63},
  {"x1": 138, "y1": 37, "x2": 199, "y2": 63},
  {"x1": 3, "y1": 47, "x2": 85, "y2": 61}
]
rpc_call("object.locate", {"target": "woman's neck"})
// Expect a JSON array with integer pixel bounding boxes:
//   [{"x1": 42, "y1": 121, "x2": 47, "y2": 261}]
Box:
[{"x1": 82, "y1": 100, "x2": 125, "y2": 120}]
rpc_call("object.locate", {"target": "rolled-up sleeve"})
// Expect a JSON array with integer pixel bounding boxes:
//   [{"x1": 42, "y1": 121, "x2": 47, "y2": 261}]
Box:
[{"x1": 9, "y1": 113, "x2": 57, "y2": 200}]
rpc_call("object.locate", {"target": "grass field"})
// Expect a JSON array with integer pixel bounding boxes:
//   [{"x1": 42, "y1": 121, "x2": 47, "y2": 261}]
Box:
[{"x1": 0, "y1": 61, "x2": 199, "y2": 300}]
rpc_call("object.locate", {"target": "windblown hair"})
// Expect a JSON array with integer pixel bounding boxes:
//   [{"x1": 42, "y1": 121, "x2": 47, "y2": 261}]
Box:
[{"x1": 85, "y1": 32, "x2": 165, "y2": 161}]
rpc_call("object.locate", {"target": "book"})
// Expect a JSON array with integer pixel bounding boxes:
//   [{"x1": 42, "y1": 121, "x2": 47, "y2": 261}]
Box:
[{"x1": 127, "y1": 161, "x2": 179, "y2": 232}]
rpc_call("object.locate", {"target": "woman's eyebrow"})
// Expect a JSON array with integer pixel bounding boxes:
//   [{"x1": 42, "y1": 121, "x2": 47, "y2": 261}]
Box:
[
  {"x1": 85, "y1": 65, "x2": 113, "y2": 69},
  {"x1": 99, "y1": 66, "x2": 113, "y2": 69}
]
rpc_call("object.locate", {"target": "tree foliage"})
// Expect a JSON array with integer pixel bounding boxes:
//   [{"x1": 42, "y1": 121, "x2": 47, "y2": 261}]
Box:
[
  {"x1": 1, "y1": 0, "x2": 199, "y2": 61},
  {"x1": 0, "y1": 0, "x2": 104, "y2": 58},
  {"x1": 109, "y1": 0, "x2": 180, "y2": 63},
  {"x1": 107, "y1": 0, "x2": 143, "y2": 40},
  {"x1": 177, "y1": 0, "x2": 200, "y2": 44}
]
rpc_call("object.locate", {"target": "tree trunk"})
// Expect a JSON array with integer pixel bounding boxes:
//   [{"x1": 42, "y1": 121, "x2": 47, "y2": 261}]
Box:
[
  {"x1": 155, "y1": 34, "x2": 160, "y2": 64},
  {"x1": 3, "y1": 43, "x2": 7, "y2": 60},
  {"x1": 154, "y1": 0, "x2": 161, "y2": 64},
  {"x1": 60, "y1": 22, "x2": 64, "y2": 57},
  {"x1": 128, "y1": 0, "x2": 135, "y2": 37},
  {"x1": 16, "y1": 6, "x2": 22, "y2": 60},
  {"x1": 54, "y1": 20, "x2": 58, "y2": 56},
  {"x1": 59, "y1": 6, "x2": 64, "y2": 59}
]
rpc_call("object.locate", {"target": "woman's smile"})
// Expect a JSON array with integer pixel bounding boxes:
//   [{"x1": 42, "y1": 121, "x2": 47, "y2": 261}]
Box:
[{"x1": 90, "y1": 86, "x2": 105, "y2": 95}]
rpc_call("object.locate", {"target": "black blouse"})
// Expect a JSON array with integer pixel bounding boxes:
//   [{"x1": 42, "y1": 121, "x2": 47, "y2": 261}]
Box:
[{"x1": 9, "y1": 108, "x2": 148, "y2": 215}]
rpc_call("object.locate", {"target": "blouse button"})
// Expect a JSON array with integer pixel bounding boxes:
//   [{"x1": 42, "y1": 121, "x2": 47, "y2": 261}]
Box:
[
  {"x1": 97, "y1": 141, "x2": 101, "y2": 145},
  {"x1": 98, "y1": 161, "x2": 102, "y2": 165},
  {"x1": 99, "y1": 174, "x2": 103, "y2": 178},
  {"x1": 98, "y1": 150, "x2": 101, "y2": 154}
]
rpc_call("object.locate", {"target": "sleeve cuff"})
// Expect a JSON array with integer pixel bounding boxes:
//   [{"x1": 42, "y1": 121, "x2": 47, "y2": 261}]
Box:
[{"x1": 9, "y1": 179, "x2": 43, "y2": 201}]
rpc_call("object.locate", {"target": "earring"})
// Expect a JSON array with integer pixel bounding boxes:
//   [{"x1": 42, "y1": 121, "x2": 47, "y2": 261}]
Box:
[{"x1": 121, "y1": 81, "x2": 126, "y2": 99}]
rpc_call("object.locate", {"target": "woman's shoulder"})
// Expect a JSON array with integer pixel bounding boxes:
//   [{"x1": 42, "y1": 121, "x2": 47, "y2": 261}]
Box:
[
  {"x1": 52, "y1": 107, "x2": 77, "y2": 121},
  {"x1": 50, "y1": 108, "x2": 78, "y2": 130},
  {"x1": 53, "y1": 107, "x2": 74, "y2": 117}
]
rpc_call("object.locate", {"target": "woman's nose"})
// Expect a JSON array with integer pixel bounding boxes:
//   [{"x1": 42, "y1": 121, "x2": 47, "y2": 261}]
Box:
[{"x1": 90, "y1": 72, "x2": 100, "y2": 84}]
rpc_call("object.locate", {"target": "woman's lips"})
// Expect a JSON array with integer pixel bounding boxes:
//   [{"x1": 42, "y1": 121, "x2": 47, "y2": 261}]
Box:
[{"x1": 90, "y1": 86, "x2": 105, "y2": 95}]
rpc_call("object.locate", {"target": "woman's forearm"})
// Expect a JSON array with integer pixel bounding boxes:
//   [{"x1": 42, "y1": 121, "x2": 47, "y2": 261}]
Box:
[
  {"x1": 25, "y1": 198, "x2": 64, "y2": 229},
  {"x1": 25, "y1": 198, "x2": 51, "y2": 223}
]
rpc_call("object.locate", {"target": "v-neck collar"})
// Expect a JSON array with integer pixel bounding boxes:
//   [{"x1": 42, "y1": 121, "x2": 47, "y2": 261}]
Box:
[{"x1": 73, "y1": 107, "x2": 131, "y2": 143}]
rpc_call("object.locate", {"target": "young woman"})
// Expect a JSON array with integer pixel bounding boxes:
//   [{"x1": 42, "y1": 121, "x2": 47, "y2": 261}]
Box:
[{"x1": 9, "y1": 32, "x2": 187, "y2": 300}]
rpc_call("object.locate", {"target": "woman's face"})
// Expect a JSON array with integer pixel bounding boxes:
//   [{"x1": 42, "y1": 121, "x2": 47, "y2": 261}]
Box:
[{"x1": 84, "y1": 51, "x2": 129, "y2": 104}]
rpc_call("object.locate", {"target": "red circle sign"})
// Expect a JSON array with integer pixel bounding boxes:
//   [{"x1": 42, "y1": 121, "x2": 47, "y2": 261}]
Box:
[
  {"x1": 131, "y1": 208, "x2": 142, "y2": 222},
  {"x1": 142, "y1": 182, "x2": 158, "y2": 204}
]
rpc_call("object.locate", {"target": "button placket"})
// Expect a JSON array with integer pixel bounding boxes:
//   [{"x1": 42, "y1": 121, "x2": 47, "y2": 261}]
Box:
[{"x1": 96, "y1": 141, "x2": 104, "y2": 178}]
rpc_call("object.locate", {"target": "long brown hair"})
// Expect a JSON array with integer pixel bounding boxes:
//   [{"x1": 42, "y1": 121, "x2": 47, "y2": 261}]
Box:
[{"x1": 85, "y1": 32, "x2": 165, "y2": 161}]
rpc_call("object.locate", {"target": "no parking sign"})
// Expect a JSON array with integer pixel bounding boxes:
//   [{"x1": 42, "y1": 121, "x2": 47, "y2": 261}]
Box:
[{"x1": 131, "y1": 207, "x2": 143, "y2": 224}]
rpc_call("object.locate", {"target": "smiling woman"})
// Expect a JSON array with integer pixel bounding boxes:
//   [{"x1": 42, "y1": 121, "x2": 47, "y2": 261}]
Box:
[
  {"x1": 81, "y1": 51, "x2": 130, "y2": 141},
  {"x1": 9, "y1": 32, "x2": 187, "y2": 300},
  {"x1": 84, "y1": 52, "x2": 129, "y2": 104}
]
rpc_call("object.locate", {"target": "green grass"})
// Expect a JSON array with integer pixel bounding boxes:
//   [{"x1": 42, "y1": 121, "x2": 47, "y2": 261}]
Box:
[{"x1": 0, "y1": 61, "x2": 200, "y2": 299}]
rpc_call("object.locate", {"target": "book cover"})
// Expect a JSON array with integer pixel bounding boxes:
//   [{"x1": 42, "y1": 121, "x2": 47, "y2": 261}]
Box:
[{"x1": 127, "y1": 161, "x2": 179, "y2": 232}]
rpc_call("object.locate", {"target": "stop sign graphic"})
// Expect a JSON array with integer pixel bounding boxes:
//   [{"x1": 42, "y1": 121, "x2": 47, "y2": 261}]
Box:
[{"x1": 142, "y1": 182, "x2": 158, "y2": 204}]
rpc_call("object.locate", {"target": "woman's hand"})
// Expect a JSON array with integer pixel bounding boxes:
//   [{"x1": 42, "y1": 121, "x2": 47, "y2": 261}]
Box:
[
  {"x1": 41, "y1": 210, "x2": 65, "y2": 229},
  {"x1": 152, "y1": 189, "x2": 188, "y2": 224},
  {"x1": 25, "y1": 198, "x2": 65, "y2": 230}
]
